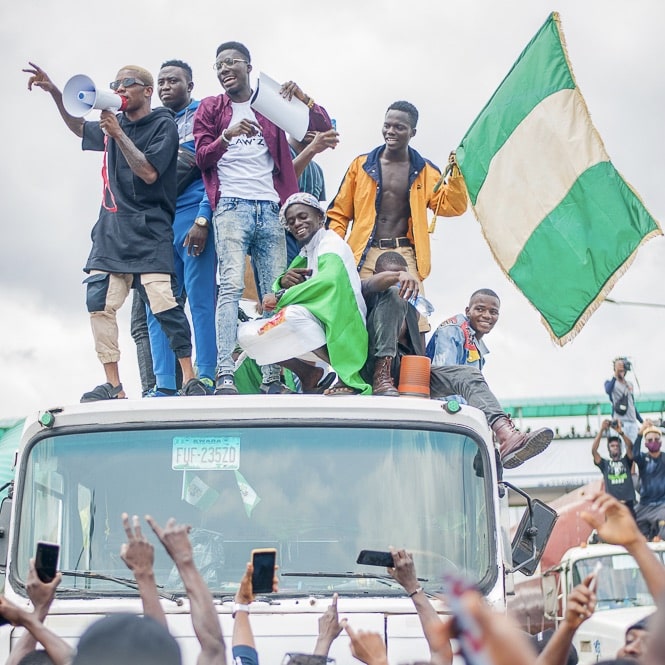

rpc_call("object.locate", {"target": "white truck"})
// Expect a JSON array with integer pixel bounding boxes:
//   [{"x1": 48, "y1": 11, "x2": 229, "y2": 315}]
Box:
[
  {"x1": 513, "y1": 542, "x2": 665, "y2": 663},
  {"x1": 0, "y1": 395, "x2": 552, "y2": 663}
]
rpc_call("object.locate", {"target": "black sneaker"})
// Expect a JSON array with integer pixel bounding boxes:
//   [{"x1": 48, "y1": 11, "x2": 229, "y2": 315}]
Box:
[
  {"x1": 81, "y1": 382, "x2": 123, "y2": 403},
  {"x1": 214, "y1": 374, "x2": 238, "y2": 395},
  {"x1": 181, "y1": 378, "x2": 211, "y2": 396}
]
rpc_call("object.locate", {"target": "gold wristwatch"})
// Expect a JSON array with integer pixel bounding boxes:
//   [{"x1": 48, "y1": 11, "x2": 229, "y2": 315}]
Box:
[{"x1": 194, "y1": 217, "x2": 209, "y2": 228}]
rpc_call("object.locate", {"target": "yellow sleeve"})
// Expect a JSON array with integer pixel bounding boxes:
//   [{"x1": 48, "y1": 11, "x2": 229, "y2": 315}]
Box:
[
  {"x1": 428, "y1": 170, "x2": 468, "y2": 217},
  {"x1": 326, "y1": 160, "x2": 358, "y2": 238}
]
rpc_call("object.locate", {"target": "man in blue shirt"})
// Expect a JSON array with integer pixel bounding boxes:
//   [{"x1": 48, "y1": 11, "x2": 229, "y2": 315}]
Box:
[
  {"x1": 141, "y1": 60, "x2": 218, "y2": 396},
  {"x1": 634, "y1": 422, "x2": 665, "y2": 539},
  {"x1": 426, "y1": 288, "x2": 551, "y2": 469}
]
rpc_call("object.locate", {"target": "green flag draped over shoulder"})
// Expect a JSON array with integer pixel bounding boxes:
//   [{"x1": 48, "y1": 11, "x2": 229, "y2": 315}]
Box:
[
  {"x1": 274, "y1": 233, "x2": 371, "y2": 394},
  {"x1": 457, "y1": 12, "x2": 661, "y2": 345}
]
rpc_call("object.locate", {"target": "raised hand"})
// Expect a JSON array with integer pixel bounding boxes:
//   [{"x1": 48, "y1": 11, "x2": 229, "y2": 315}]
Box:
[
  {"x1": 120, "y1": 513, "x2": 155, "y2": 576},
  {"x1": 23, "y1": 62, "x2": 57, "y2": 93}
]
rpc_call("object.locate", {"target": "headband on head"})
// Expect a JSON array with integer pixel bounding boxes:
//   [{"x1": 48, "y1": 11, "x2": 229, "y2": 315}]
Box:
[
  {"x1": 279, "y1": 192, "x2": 326, "y2": 227},
  {"x1": 643, "y1": 427, "x2": 662, "y2": 439}
]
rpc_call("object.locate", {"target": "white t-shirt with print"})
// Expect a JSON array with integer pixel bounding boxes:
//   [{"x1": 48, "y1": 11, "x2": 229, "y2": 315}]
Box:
[{"x1": 217, "y1": 100, "x2": 279, "y2": 202}]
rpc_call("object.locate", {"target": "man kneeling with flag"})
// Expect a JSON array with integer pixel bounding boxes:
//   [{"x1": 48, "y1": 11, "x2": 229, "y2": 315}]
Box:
[{"x1": 238, "y1": 193, "x2": 371, "y2": 395}]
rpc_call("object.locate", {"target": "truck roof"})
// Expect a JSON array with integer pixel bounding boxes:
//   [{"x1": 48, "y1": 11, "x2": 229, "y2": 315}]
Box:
[
  {"x1": 560, "y1": 541, "x2": 665, "y2": 562},
  {"x1": 23, "y1": 394, "x2": 492, "y2": 440}
]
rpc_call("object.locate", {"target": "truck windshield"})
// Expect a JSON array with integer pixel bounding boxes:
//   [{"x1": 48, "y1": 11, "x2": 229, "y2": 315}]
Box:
[
  {"x1": 573, "y1": 552, "x2": 665, "y2": 610},
  {"x1": 15, "y1": 424, "x2": 493, "y2": 597}
]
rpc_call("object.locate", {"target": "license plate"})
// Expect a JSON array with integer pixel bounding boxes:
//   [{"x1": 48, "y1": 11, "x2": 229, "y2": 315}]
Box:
[{"x1": 172, "y1": 437, "x2": 240, "y2": 470}]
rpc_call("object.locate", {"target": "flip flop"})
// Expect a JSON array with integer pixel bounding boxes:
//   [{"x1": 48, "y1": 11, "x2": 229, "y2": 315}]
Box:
[
  {"x1": 323, "y1": 381, "x2": 361, "y2": 397},
  {"x1": 304, "y1": 371, "x2": 337, "y2": 394}
]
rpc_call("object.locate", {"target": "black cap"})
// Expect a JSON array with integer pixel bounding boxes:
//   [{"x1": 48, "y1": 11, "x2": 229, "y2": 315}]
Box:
[{"x1": 72, "y1": 613, "x2": 181, "y2": 665}]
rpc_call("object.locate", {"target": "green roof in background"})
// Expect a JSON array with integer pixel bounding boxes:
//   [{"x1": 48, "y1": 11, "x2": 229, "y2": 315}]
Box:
[{"x1": 502, "y1": 393, "x2": 665, "y2": 419}]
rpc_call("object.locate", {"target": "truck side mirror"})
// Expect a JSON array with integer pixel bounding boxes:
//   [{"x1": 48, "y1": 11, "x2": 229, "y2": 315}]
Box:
[{"x1": 510, "y1": 498, "x2": 557, "y2": 575}]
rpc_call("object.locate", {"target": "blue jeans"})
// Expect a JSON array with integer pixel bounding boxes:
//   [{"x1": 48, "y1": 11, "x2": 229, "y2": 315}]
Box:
[
  {"x1": 146, "y1": 203, "x2": 218, "y2": 389},
  {"x1": 213, "y1": 198, "x2": 286, "y2": 381}
]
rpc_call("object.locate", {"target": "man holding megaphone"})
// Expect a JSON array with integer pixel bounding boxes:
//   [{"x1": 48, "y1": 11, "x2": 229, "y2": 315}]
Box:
[{"x1": 24, "y1": 62, "x2": 208, "y2": 402}]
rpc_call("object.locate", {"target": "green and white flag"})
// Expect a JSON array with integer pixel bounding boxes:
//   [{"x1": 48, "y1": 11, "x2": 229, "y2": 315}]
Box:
[
  {"x1": 234, "y1": 470, "x2": 261, "y2": 517},
  {"x1": 457, "y1": 12, "x2": 661, "y2": 345},
  {"x1": 274, "y1": 230, "x2": 371, "y2": 394},
  {"x1": 182, "y1": 472, "x2": 220, "y2": 512}
]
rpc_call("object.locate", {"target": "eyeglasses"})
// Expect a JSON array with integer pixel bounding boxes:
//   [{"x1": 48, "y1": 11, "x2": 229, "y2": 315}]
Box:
[
  {"x1": 109, "y1": 77, "x2": 147, "y2": 91},
  {"x1": 213, "y1": 57, "x2": 248, "y2": 72}
]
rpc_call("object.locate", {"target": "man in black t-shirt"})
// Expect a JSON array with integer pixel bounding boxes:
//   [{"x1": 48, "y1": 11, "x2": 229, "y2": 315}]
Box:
[
  {"x1": 592, "y1": 419, "x2": 635, "y2": 513},
  {"x1": 24, "y1": 62, "x2": 208, "y2": 401}
]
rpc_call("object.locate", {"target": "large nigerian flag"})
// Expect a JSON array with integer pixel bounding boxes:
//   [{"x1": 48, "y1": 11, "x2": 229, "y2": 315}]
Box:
[{"x1": 457, "y1": 12, "x2": 661, "y2": 345}]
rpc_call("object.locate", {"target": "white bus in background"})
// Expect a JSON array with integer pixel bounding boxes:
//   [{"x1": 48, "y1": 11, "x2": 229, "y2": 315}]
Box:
[{"x1": 0, "y1": 395, "x2": 553, "y2": 664}]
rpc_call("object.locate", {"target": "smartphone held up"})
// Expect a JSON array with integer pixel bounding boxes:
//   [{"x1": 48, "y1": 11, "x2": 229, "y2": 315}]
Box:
[
  {"x1": 35, "y1": 541, "x2": 60, "y2": 583},
  {"x1": 251, "y1": 548, "x2": 277, "y2": 594}
]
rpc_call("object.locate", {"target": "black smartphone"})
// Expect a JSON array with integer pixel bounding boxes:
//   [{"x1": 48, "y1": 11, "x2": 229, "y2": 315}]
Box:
[
  {"x1": 35, "y1": 541, "x2": 60, "y2": 583},
  {"x1": 356, "y1": 549, "x2": 394, "y2": 567},
  {"x1": 251, "y1": 548, "x2": 276, "y2": 594}
]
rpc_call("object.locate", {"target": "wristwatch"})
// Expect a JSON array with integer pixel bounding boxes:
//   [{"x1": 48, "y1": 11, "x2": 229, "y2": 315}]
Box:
[
  {"x1": 232, "y1": 602, "x2": 250, "y2": 618},
  {"x1": 194, "y1": 217, "x2": 209, "y2": 228}
]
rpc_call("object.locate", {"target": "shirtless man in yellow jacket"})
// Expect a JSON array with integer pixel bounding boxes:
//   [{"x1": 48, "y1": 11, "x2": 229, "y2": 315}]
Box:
[{"x1": 327, "y1": 100, "x2": 467, "y2": 300}]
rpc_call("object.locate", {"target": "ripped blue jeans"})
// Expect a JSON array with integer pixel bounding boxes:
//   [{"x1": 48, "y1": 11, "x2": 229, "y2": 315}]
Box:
[{"x1": 212, "y1": 198, "x2": 286, "y2": 382}]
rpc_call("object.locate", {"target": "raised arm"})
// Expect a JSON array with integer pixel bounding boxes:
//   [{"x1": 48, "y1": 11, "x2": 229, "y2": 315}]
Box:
[
  {"x1": 428, "y1": 153, "x2": 468, "y2": 218},
  {"x1": 292, "y1": 130, "x2": 339, "y2": 179},
  {"x1": 313, "y1": 593, "x2": 343, "y2": 657},
  {"x1": 120, "y1": 513, "x2": 167, "y2": 627},
  {"x1": 7, "y1": 559, "x2": 64, "y2": 665},
  {"x1": 0, "y1": 595, "x2": 74, "y2": 665},
  {"x1": 23, "y1": 61, "x2": 84, "y2": 137},
  {"x1": 615, "y1": 420, "x2": 634, "y2": 459},
  {"x1": 581, "y1": 491, "x2": 665, "y2": 603},
  {"x1": 233, "y1": 562, "x2": 257, "y2": 655},
  {"x1": 147, "y1": 516, "x2": 226, "y2": 665},
  {"x1": 388, "y1": 549, "x2": 451, "y2": 665},
  {"x1": 536, "y1": 577, "x2": 595, "y2": 665},
  {"x1": 591, "y1": 421, "x2": 609, "y2": 464}
]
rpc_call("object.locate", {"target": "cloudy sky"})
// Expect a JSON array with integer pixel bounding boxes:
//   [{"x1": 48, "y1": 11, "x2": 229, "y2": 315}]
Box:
[{"x1": 1, "y1": 0, "x2": 663, "y2": 418}]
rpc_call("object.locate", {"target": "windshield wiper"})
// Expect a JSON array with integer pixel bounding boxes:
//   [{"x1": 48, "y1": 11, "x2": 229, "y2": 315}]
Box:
[
  {"x1": 282, "y1": 571, "x2": 428, "y2": 591},
  {"x1": 282, "y1": 571, "x2": 428, "y2": 581},
  {"x1": 60, "y1": 570, "x2": 183, "y2": 605}
]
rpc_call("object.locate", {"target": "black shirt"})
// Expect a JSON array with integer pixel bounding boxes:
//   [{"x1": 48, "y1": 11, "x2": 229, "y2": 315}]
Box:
[{"x1": 82, "y1": 107, "x2": 178, "y2": 274}]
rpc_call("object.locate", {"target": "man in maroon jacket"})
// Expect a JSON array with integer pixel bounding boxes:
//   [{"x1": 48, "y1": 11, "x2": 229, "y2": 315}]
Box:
[{"x1": 194, "y1": 41, "x2": 331, "y2": 395}]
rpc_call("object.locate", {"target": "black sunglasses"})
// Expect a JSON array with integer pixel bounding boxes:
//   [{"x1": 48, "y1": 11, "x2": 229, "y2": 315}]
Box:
[{"x1": 109, "y1": 77, "x2": 147, "y2": 91}]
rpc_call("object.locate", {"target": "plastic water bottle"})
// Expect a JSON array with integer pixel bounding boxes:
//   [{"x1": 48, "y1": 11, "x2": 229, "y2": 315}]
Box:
[{"x1": 410, "y1": 295, "x2": 434, "y2": 316}]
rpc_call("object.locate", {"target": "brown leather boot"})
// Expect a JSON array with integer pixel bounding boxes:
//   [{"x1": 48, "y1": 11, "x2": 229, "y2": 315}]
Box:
[
  {"x1": 372, "y1": 357, "x2": 399, "y2": 396},
  {"x1": 492, "y1": 416, "x2": 553, "y2": 469}
]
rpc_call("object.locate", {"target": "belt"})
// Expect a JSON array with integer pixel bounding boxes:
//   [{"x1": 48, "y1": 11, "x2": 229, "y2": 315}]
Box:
[{"x1": 370, "y1": 237, "x2": 412, "y2": 249}]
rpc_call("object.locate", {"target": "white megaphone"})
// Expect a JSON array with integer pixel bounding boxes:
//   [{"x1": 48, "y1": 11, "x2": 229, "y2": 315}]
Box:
[{"x1": 63, "y1": 74, "x2": 127, "y2": 117}]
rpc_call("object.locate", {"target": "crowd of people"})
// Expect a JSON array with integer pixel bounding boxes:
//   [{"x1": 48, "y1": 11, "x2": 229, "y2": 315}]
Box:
[
  {"x1": 591, "y1": 356, "x2": 665, "y2": 540},
  {"x1": 0, "y1": 491, "x2": 663, "y2": 664},
  {"x1": 23, "y1": 40, "x2": 555, "y2": 471},
  {"x1": 592, "y1": 416, "x2": 665, "y2": 541}
]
